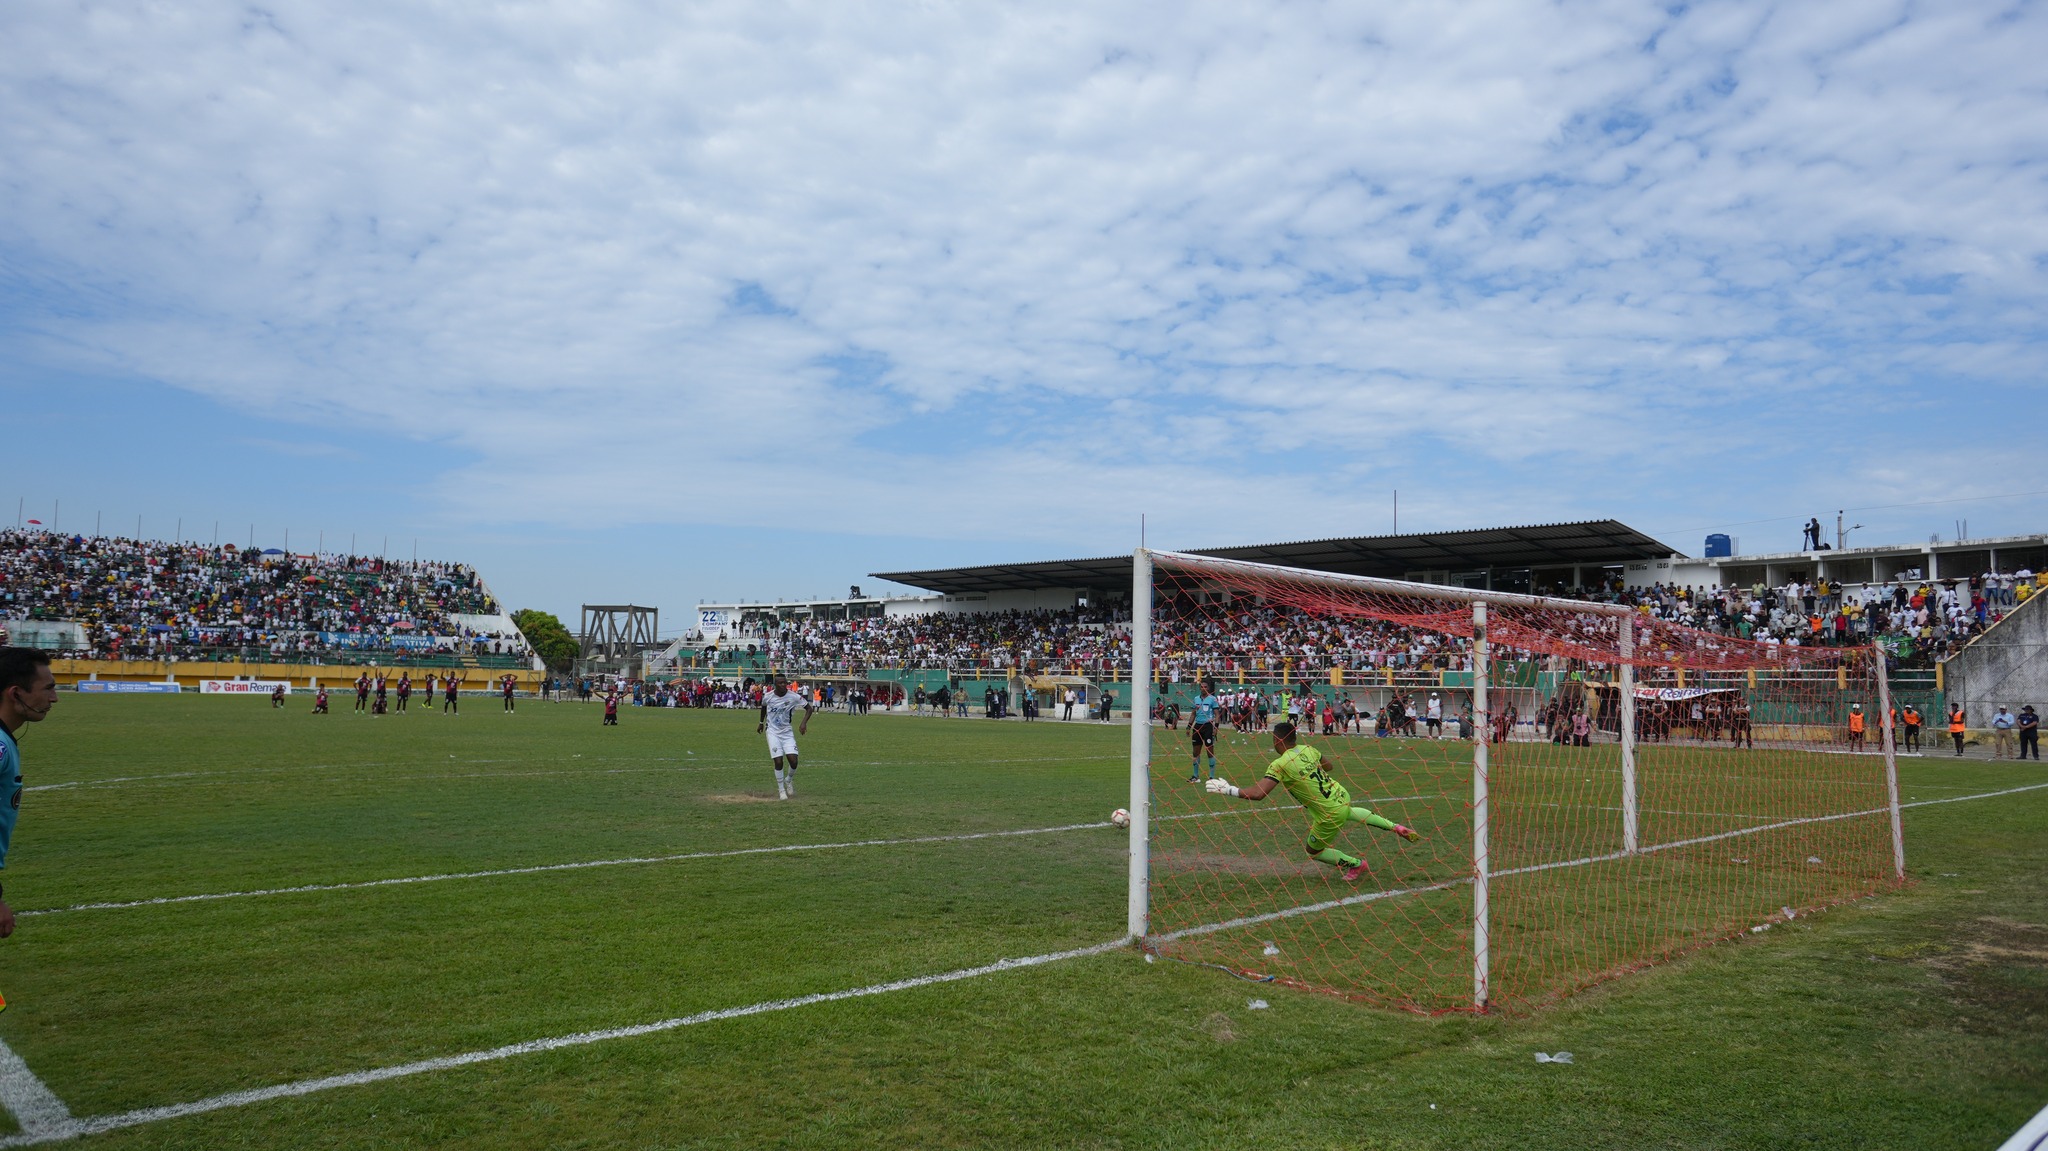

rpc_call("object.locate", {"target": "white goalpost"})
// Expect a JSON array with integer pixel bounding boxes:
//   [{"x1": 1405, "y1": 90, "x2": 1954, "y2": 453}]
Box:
[
  {"x1": 1127, "y1": 547, "x2": 1153, "y2": 942},
  {"x1": 1127, "y1": 546, "x2": 1905, "y2": 1013},
  {"x1": 1470, "y1": 599, "x2": 1490, "y2": 1009}
]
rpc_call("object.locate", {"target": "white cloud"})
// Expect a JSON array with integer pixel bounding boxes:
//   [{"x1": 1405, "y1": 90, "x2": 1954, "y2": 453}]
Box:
[{"x1": 3, "y1": 0, "x2": 2045, "y2": 553}]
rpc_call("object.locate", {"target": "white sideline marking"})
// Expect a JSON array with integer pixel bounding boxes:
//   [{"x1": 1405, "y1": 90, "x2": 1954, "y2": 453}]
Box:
[
  {"x1": 20, "y1": 796, "x2": 1425, "y2": 920},
  {"x1": 0, "y1": 1039, "x2": 78, "y2": 1143},
  {"x1": 0, "y1": 938, "x2": 1126, "y2": 1148}
]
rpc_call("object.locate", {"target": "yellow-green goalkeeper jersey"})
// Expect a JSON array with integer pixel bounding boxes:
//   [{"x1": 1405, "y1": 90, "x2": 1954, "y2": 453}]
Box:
[{"x1": 1264, "y1": 744, "x2": 1349, "y2": 819}]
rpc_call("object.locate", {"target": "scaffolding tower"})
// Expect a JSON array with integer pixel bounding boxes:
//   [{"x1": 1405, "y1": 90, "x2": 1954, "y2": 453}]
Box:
[{"x1": 578, "y1": 604, "x2": 660, "y2": 676}]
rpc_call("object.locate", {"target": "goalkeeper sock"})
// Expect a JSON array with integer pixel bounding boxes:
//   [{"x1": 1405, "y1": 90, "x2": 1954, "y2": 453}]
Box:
[
  {"x1": 1313, "y1": 847, "x2": 1360, "y2": 869},
  {"x1": 1351, "y1": 808, "x2": 1398, "y2": 832}
]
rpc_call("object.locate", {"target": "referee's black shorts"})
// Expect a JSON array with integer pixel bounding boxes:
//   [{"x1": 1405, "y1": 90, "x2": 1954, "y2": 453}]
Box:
[{"x1": 1191, "y1": 721, "x2": 1217, "y2": 748}]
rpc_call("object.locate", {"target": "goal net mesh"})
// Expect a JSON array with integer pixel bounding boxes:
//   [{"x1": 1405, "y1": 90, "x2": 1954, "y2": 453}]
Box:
[{"x1": 1141, "y1": 551, "x2": 1901, "y2": 1014}]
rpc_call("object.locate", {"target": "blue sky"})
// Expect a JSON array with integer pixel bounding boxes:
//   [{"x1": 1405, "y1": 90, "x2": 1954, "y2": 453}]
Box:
[{"x1": 4, "y1": 0, "x2": 2046, "y2": 630}]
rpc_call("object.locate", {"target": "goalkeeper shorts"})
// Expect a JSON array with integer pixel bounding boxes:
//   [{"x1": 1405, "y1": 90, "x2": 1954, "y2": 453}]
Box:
[{"x1": 1304, "y1": 806, "x2": 1361, "y2": 854}]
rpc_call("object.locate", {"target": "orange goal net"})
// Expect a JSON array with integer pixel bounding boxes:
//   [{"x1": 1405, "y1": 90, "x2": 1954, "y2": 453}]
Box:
[{"x1": 1126, "y1": 549, "x2": 1905, "y2": 1014}]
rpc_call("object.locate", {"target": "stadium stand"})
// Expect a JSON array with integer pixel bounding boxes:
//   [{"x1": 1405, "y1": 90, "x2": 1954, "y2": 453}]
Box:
[
  {"x1": 691, "y1": 571, "x2": 2032, "y2": 681},
  {"x1": 0, "y1": 528, "x2": 533, "y2": 667}
]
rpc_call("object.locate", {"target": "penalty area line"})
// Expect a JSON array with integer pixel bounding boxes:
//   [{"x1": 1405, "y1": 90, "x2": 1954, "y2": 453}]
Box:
[
  {"x1": 0, "y1": 939, "x2": 1129, "y2": 1149},
  {"x1": 26, "y1": 753, "x2": 1127, "y2": 795},
  {"x1": 1149, "y1": 780, "x2": 2048, "y2": 942},
  {"x1": 21, "y1": 821, "x2": 1116, "y2": 918},
  {"x1": 25, "y1": 799, "x2": 1427, "y2": 920}
]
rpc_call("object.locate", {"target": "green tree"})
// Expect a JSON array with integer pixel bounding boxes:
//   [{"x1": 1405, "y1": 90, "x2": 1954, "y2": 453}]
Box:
[{"x1": 512, "y1": 609, "x2": 580, "y2": 672}]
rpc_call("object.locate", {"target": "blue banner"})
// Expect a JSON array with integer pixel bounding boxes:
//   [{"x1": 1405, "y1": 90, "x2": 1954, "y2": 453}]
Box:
[
  {"x1": 314, "y1": 632, "x2": 441, "y2": 651},
  {"x1": 75, "y1": 681, "x2": 182, "y2": 693}
]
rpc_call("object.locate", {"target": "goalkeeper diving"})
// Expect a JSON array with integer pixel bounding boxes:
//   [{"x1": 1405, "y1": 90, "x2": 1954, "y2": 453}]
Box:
[{"x1": 1206, "y1": 720, "x2": 1422, "y2": 881}]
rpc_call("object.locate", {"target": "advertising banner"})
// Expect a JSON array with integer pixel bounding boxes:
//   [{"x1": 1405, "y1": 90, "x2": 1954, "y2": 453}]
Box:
[
  {"x1": 1630, "y1": 686, "x2": 1742, "y2": 702},
  {"x1": 75, "y1": 681, "x2": 182, "y2": 693},
  {"x1": 314, "y1": 632, "x2": 440, "y2": 651},
  {"x1": 201, "y1": 680, "x2": 293, "y2": 695}
]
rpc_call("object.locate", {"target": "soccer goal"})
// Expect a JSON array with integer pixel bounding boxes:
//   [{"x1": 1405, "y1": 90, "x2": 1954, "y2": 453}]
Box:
[{"x1": 1125, "y1": 548, "x2": 1906, "y2": 1013}]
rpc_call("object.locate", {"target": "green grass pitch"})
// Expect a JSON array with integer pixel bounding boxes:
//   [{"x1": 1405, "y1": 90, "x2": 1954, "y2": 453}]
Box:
[{"x1": 0, "y1": 694, "x2": 2042, "y2": 1148}]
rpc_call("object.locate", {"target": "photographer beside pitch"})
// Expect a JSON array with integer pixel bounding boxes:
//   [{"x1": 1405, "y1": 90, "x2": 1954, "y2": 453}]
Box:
[
  {"x1": 0, "y1": 648, "x2": 59, "y2": 941},
  {"x1": 1205, "y1": 720, "x2": 1422, "y2": 880}
]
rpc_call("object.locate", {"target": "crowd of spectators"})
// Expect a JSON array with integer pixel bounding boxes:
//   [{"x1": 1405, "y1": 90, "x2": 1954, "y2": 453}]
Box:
[
  {"x1": 724, "y1": 606, "x2": 1131, "y2": 675},
  {"x1": 0, "y1": 528, "x2": 531, "y2": 663},
  {"x1": 22, "y1": 520, "x2": 2020, "y2": 677},
  {"x1": 1581, "y1": 569, "x2": 2039, "y2": 665},
  {"x1": 701, "y1": 568, "x2": 2043, "y2": 679},
  {"x1": 710, "y1": 603, "x2": 1490, "y2": 680}
]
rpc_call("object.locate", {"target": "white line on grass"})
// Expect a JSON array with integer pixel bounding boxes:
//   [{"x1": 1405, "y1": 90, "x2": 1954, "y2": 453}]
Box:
[
  {"x1": 27, "y1": 754, "x2": 1129, "y2": 794},
  {"x1": 1503, "y1": 800, "x2": 1886, "y2": 821},
  {"x1": 18, "y1": 822, "x2": 1111, "y2": 917},
  {"x1": 1998, "y1": 1098, "x2": 2048, "y2": 1151},
  {"x1": 0, "y1": 1039, "x2": 77, "y2": 1143},
  {"x1": 4, "y1": 782, "x2": 2042, "y2": 1144},
  {"x1": 19, "y1": 795, "x2": 1428, "y2": 919},
  {"x1": 1152, "y1": 876, "x2": 1474, "y2": 942},
  {"x1": 0, "y1": 938, "x2": 1129, "y2": 1149},
  {"x1": 1508, "y1": 779, "x2": 2048, "y2": 875},
  {"x1": 1152, "y1": 780, "x2": 2048, "y2": 942}
]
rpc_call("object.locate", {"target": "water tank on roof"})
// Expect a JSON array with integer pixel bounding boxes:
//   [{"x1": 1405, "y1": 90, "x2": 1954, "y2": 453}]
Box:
[{"x1": 1704, "y1": 533, "x2": 1733, "y2": 558}]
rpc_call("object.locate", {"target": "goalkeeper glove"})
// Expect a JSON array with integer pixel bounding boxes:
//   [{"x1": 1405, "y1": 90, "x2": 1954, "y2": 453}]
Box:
[{"x1": 1205, "y1": 778, "x2": 1240, "y2": 798}]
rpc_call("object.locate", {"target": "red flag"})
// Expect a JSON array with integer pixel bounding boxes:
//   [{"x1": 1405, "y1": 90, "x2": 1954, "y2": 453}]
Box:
[{"x1": 25, "y1": 519, "x2": 42, "y2": 525}]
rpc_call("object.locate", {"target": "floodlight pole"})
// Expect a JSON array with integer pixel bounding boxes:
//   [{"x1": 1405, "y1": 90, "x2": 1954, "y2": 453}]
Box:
[
  {"x1": 1873, "y1": 642, "x2": 1905, "y2": 882},
  {"x1": 1471, "y1": 600, "x2": 1491, "y2": 1013},
  {"x1": 1619, "y1": 615, "x2": 1639, "y2": 854},
  {"x1": 1128, "y1": 547, "x2": 1154, "y2": 942}
]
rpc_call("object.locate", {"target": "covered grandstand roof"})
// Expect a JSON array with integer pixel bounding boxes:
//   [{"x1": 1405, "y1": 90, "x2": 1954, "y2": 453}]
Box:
[{"x1": 871, "y1": 520, "x2": 1679, "y2": 595}]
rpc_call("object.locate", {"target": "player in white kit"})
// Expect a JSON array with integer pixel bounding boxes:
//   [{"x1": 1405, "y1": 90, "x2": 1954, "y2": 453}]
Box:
[{"x1": 757, "y1": 674, "x2": 814, "y2": 799}]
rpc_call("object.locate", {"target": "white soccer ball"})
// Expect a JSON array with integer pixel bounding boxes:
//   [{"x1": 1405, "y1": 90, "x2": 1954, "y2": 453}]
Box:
[{"x1": 1110, "y1": 808, "x2": 1131, "y2": 829}]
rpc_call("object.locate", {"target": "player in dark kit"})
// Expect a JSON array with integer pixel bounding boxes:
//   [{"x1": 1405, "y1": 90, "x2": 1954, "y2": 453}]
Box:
[
  {"x1": 270, "y1": 683, "x2": 286, "y2": 708},
  {"x1": 311, "y1": 686, "x2": 330, "y2": 714},
  {"x1": 1727, "y1": 697, "x2": 1754, "y2": 749},
  {"x1": 396, "y1": 674, "x2": 411, "y2": 713},
  {"x1": 444, "y1": 675, "x2": 461, "y2": 714},
  {"x1": 374, "y1": 675, "x2": 389, "y2": 715},
  {"x1": 501, "y1": 674, "x2": 517, "y2": 713},
  {"x1": 354, "y1": 673, "x2": 371, "y2": 713},
  {"x1": 602, "y1": 693, "x2": 619, "y2": 725}
]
